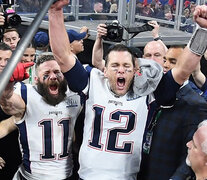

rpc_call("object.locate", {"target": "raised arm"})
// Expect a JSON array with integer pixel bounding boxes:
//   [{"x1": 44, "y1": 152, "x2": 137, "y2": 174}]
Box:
[
  {"x1": 0, "y1": 62, "x2": 33, "y2": 116},
  {"x1": 92, "y1": 24, "x2": 107, "y2": 72},
  {"x1": 0, "y1": 82, "x2": 25, "y2": 117},
  {"x1": 148, "y1": 21, "x2": 168, "y2": 53},
  {"x1": 172, "y1": 5, "x2": 207, "y2": 85},
  {"x1": 49, "y1": 0, "x2": 89, "y2": 93},
  {"x1": 191, "y1": 62, "x2": 206, "y2": 88},
  {"x1": 48, "y1": 0, "x2": 76, "y2": 73}
]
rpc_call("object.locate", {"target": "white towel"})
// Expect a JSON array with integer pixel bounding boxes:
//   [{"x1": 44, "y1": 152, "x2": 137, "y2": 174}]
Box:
[{"x1": 133, "y1": 58, "x2": 163, "y2": 96}]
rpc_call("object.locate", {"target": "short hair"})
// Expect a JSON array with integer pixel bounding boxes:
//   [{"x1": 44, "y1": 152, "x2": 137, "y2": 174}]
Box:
[
  {"x1": 35, "y1": 52, "x2": 55, "y2": 70},
  {"x1": 201, "y1": 140, "x2": 207, "y2": 155},
  {"x1": 198, "y1": 119, "x2": 207, "y2": 128},
  {"x1": 105, "y1": 43, "x2": 136, "y2": 67},
  {"x1": 198, "y1": 120, "x2": 207, "y2": 155},
  {"x1": 144, "y1": 41, "x2": 167, "y2": 54},
  {"x1": 0, "y1": 42, "x2": 12, "y2": 51},
  {"x1": 94, "y1": 1, "x2": 103, "y2": 5},
  {"x1": 3, "y1": 28, "x2": 20, "y2": 37}
]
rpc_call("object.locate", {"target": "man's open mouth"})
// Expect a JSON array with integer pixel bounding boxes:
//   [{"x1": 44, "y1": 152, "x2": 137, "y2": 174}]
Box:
[
  {"x1": 49, "y1": 84, "x2": 58, "y2": 95},
  {"x1": 117, "y1": 77, "x2": 125, "y2": 89}
]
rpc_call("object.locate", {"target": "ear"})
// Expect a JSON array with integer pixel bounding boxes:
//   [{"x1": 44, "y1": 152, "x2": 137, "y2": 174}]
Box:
[
  {"x1": 70, "y1": 44, "x2": 74, "y2": 51},
  {"x1": 34, "y1": 76, "x2": 38, "y2": 85},
  {"x1": 133, "y1": 67, "x2": 137, "y2": 75}
]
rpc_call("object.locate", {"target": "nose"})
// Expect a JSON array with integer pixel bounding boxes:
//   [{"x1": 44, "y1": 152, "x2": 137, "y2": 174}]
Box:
[
  {"x1": 49, "y1": 73, "x2": 57, "y2": 80},
  {"x1": 186, "y1": 141, "x2": 192, "y2": 148},
  {"x1": 164, "y1": 61, "x2": 170, "y2": 70},
  {"x1": 1, "y1": 60, "x2": 7, "y2": 67},
  {"x1": 10, "y1": 39, "x2": 15, "y2": 44},
  {"x1": 117, "y1": 66, "x2": 125, "y2": 74}
]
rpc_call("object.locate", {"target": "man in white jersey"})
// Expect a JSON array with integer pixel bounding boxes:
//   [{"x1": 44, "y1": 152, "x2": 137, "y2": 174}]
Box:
[
  {"x1": 49, "y1": 1, "x2": 207, "y2": 179},
  {"x1": 0, "y1": 52, "x2": 82, "y2": 180}
]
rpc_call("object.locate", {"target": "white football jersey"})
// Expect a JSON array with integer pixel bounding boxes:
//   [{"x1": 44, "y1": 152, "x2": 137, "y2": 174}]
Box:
[
  {"x1": 79, "y1": 68, "x2": 154, "y2": 180},
  {"x1": 14, "y1": 83, "x2": 82, "y2": 180}
]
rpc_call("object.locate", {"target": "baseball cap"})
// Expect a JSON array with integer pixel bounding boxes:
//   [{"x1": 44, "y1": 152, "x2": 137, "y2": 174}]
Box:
[
  {"x1": 33, "y1": 31, "x2": 49, "y2": 47},
  {"x1": 67, "y1": 29, "x2": 87, "y2": 43},
  {"x1": 184, "y1": 0, "x2": 190, "y2": 7}
]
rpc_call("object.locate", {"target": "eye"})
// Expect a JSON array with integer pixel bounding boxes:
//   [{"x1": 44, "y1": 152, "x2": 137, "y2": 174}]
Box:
[
  {"x1": 124, "y1": 64, "x2": 131, "y2": 68},
  {"x1": 111, "y1": 64, "x2": 118, "y2": 68},
  {"x1": 155, "y1": 53, "x2": 161, "y2": 57},
  {"x1": 5, "y1": 38, "x2": 10, "y2": 42},
  {"x1": 171, "y1": 61, "x2": 176, "y2": 65},
  {"x1": 145, "y1": 54, "x2": 151, "y2": 57},
  {"x1": 43, "y1": 74, "x2": 49, "y2": 81}
]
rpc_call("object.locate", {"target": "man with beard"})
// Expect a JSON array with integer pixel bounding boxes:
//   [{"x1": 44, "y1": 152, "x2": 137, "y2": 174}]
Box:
[
  {"x1": 49, "y1": 1, "x2": 207, "y2": 179},
  {"x1": 0, "y1": 52, "x2": 82, "y2": 180}
]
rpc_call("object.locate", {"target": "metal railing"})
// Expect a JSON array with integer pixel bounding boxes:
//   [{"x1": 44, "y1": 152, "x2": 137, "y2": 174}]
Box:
[{"x1": 0, "y1": 0, "x2": 56, "y2": 97}]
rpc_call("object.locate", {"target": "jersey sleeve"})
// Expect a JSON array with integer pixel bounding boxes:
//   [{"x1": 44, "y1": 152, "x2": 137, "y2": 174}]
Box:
[
  {"x1": 63, "y1": 59, "x2": 89, "y2": 93},
  {"x1": 201, "y1": 78, "x2": 207, "y2": 92},
  {"x1": 154, "y1": 70, "x2": 181, "y2": 106}
]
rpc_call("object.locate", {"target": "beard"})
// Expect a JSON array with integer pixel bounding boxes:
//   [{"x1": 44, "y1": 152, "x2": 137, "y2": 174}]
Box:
[{"x1": 37, "y1": 78, "x2": 67, "y2": 106}]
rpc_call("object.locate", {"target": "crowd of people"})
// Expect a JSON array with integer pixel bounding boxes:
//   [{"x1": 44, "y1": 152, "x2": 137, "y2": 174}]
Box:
[
  {"x1": 12, "y1": 0, "x2": 199, "y2": 33},
  {"x1": 0, "y1": 0, "x2": 207, "y2": 180}
]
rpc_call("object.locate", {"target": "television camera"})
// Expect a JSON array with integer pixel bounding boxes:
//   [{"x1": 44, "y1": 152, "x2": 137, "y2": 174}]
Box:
[
  {"x1": 102, "y1": 20, "x2": 154, "y2": 42},
  {"x1": 0, "y1": 0, "x2": 21, "y2": 28}
]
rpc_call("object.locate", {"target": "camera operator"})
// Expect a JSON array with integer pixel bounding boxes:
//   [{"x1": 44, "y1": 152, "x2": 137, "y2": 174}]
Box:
[
  {"x1": 0, "y1": 12, "x2": 5, "y2": 26},
  {"x1": 92, "y1": 23, "x2": 107, "y2": 72},
  {"x1": 92, "y1": 21, "x2": 164, "y2": 71}
]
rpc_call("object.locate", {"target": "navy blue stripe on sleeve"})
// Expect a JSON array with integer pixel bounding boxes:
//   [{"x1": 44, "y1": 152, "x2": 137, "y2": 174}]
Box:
[
  {"x1": 63, "y1": 60, "x2": 89, "y2": 93},
  {"x1": 154, "y1": 70, "x2": 181, "y2": 106},
  {"x1": 20, "y1": 82, "x2": 27, "y2": 105},
  {"x1": 201, "y1": 79, "x2": 207, "y2": 92}
]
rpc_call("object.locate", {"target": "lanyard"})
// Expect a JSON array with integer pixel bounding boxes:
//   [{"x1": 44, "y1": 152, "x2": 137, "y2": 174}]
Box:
[
  {"x1": 29, "y1": 67, "x2": 32, "y2": 84},
  {"x1": 143, "y1": 109, "x2": 162, "y2": 154}
]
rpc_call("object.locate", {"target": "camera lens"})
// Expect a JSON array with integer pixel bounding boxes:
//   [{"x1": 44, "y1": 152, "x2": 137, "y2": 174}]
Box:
[
  {"x1": 7, "y1": 14, "x2": 21, "y2": 27},
  {"x1": 108, "y1": 29, "x2": 118, "y2": 39}
]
